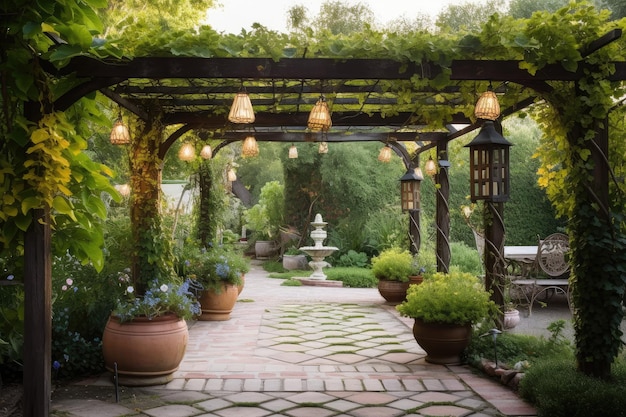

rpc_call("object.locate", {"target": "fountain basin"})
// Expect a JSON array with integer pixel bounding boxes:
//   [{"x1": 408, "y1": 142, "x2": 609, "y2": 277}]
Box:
[{"x1": 299, "y1": 247, "x2": 339, "y2": 258}]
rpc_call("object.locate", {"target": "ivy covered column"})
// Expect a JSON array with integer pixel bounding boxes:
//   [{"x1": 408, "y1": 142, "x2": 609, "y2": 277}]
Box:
[
  {"x1": 568, "y1": 120, "x2": 624, "y2": 379},
  {"x1": 129, "y1": 115, "x2": 173, "y2": 294}
]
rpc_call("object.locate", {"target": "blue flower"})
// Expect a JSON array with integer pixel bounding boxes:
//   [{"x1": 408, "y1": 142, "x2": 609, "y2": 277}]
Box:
[
  {"x1": 215, "y1": 263, "x2": 230, "y2": 279},
  {"x1": 52, "y1": 361, "x2": 61, "y2": 370}
]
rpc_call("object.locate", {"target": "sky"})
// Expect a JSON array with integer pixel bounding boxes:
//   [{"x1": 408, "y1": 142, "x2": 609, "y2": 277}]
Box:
[{"x1": 204, "y1": 0, "x2": 470, "y2": 34}]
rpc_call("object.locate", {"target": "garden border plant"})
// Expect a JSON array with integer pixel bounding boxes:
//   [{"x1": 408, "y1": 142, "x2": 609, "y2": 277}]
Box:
[{"x1": 2, "y1": 3, "x2": 626, "y2": 406}]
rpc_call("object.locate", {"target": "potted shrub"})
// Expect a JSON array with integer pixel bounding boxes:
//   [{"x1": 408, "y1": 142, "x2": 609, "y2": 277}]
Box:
[
  {"x1": 183, "y1": 245, "x2": 250, "y2": 321},
  {"x1": 371, "y1": 247, "x2": 413, "y2": 303},
  {"x1": 397, "y1": 270, "x2": 495, "y2": 365},
  {"x1": 101, "y1": 212, "x2": 201, "y2": 387},
  {"x1": 408, "y1": 254, "x2": 428, "y2": 285},
  {"x1": 102, "y1": 273, "x2": 201, "y2": 386},
  {"x1": 244, "y1": 181, "x2": 284, "y2": 259},
  {"x1": 282, "y1": 246, "x2": 308, "y2": 271}
]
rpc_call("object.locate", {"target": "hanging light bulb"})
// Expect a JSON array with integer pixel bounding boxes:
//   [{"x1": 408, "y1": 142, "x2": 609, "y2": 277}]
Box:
[
  {"x1": 110, "y1": 112, "x2": 130, "y2": 145},
  {"x1": 228, "y1": 91, "x2": 255, "y2": 124},
  {"x1": 241, "y1": 136, "x2": 259, "y2": 157},
  {"x1": 288, "y1": 144, "x2": 298, "y2": 159},
  {"x1": 115, "y1": 184, "x2": 131, "y2": 197},
  {"x1": 200, "y1": 144, "x2": 212, "y2": 159},
  {"x1": 178, "y1": 142, "x2": 195, "y2": 161},
  {"x1": 318, "y1": 141, "x2": 328, "y2": 154},
  {"x1": 227, "y1": 167, "x2": 237, "y2": 182},
  {"x1": 474, "y1": 83, "x2": 501, "y2": 121},
  {"x1": 424, "y1": 156, "x2": 437, "y2": 176},
  {"x1": 307, "y1": 95, "x2": 332, "y2": 131},
  {"x1": 378, "y1": 146, "x2": 392, "y2": 163}
]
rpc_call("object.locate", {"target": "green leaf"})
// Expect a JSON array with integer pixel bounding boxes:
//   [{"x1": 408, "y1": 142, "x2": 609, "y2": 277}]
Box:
[
  {"x1": 52, "y1": 195, "x2": 77, "y2": 221},
  {"x1": 21, "y1": 196, "x2": 41, "y2": 214},
  {"x1": 14, "y1": 213, "x2": 32, "y2": 232},
  {"x1": 22, "y1": 22, "x2": 42, "y2": 38},
  {"x1": 48, "y1": 45, "x2": 84, "y2": 62},
  {"x1": 84, "y1": 195, "x2": 107, "y2": 219},
  {"x1": 561, "y1": 59, "x2": 578, "y2": 73}
]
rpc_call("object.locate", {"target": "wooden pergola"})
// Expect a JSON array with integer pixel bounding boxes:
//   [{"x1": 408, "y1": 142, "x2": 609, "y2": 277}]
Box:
[{"x1": 24, "y1": 29, "x2": 626, "y2": 416}]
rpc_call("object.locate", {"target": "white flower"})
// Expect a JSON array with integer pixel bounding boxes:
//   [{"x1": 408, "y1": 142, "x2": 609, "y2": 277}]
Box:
[
  {"x1": 62, "y1": 285, "x2": 68, "y2": 291},
  {"x1": 66, "y1": 278, "x2": 73, "y2": 286},
  {"x1": 160, "y1": 284, "x2": 168, "y2": 292},
  {"x1": 126, "y1": 286, "x2": 134, "y2": 294}
]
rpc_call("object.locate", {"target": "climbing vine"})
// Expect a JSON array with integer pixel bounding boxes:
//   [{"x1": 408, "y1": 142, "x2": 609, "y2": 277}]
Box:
[{"x1": 3, "y1": 0, "x2": 626, "y2": 378}]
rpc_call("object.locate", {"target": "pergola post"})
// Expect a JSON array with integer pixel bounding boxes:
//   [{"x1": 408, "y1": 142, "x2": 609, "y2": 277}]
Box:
[
  {"x1": 22, "y1": 101, "x2": 52, "y2": 417},
  {"x1": 435, "y1": 141, "x2": 451, "y2": 273},
  {"x1": 23, "y1": 208, "x2": 52, "y2": 417},
  {"x1": 466, "y1": 120, "x2": 512, "y2": 321}
]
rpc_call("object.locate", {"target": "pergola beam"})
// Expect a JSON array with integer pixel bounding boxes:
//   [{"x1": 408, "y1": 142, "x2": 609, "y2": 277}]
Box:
[
  {"x1": 161, "y1": 111, "x2": 473, "y2": 128},
  {"x1": 58, "y1": 56, "x2": 626, "y2": 83}
]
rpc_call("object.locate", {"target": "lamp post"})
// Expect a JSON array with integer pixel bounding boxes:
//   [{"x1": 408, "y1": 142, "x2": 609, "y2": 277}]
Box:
[
  {"x1": 400, "y1": 168, "x2": 423, "y2": 255},
  {"x1": 465, "y1": 120, "x2": 512, "y2": 314}
]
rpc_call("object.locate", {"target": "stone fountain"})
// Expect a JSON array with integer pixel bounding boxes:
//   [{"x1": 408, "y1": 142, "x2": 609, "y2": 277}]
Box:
[{"x1": 298, "y1": 213, "x2": 339, "y2": 284}]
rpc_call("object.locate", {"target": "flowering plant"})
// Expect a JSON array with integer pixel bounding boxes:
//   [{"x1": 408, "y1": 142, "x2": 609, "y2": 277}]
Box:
[
  {"x1": 181, "y1": 245, "x2": 250, "y2": 292},
  {"x1": 113, "y1": 275, "x2": 201, "y2": 323}
]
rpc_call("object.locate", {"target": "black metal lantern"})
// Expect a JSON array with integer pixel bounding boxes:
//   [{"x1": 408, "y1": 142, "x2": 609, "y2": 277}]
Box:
[
  {"x1": 465, "y1": 121, "x2": 512, "y2": 203},
  {"x1": 400, "y1": 169, "x2": 423, "y2": 212}
]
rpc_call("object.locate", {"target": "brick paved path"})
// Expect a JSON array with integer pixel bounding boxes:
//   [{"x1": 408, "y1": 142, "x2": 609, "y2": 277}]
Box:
[{"x1": 52, "y1": 261, "x2": 537, "y2": 417}]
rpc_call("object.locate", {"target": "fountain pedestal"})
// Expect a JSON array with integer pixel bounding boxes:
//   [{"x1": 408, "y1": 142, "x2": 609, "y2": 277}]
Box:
[{"x1": 297, "y1": 214, "x2": 340, "y2": 286}]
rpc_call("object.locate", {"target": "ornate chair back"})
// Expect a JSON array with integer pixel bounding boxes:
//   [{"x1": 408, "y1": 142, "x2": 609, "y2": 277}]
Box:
[{"x1": 537, "y1": 232, "x2": 570, "y2": 278}]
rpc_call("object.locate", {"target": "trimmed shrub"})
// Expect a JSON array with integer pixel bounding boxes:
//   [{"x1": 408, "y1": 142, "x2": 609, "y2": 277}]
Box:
[
  {"x1": 324, "y1": 267, "x2": 377, "y2": 288},
  {"x1": 519, "y1": 358, "x2": 626, "y2": 417}
]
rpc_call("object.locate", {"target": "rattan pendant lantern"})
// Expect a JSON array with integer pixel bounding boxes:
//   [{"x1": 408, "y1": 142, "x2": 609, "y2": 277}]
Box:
[
  {"x1": 307, "y1": 95, "x2": 332, "y2": 131},
  {"x1": 110, "y1": 112, "x2": 130, "y2": 145},
  {"x1": 474, "y1": 84, "x2": 501, "y2": 121},
  {"x1": 228, "y1": 91, "x2": 255, "y2": 124},
  {"x1": 241, "y1": 136, "x2": 259, "y2": 157}
]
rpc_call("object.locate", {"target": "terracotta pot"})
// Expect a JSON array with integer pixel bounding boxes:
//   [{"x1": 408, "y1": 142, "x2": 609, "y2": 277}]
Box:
[
  {"x1": 377, "y1": 279, "x2": 410, "y2": 303},
  {"x1": 198, "y1": 284, "x2": 239, "y2": 321},
  {"x1": 503, "y1": 309, "x2": 521, "y2": 329},
  {"x1": 409, "y1": 275, "x2": 424, "y2": 286},
  {"x1": 102, "y1": 314, "x2": 188, "y2": 386},
  {"x1": 412, "y1": 318, "x2": 472, "y2": 365}
]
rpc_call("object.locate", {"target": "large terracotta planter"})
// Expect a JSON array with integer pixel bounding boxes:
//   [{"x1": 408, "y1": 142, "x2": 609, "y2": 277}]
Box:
[
  {"x1": 198, "y1": 284, "x2": 239, "y2": 321},
  {"x1": 102, "y1": 314, "x2": 188, "y2": 386},
  {"x1": 377, "y1": 279, "x2": 410, "y2": 303},
  {"x1": 412, "y1": 318, "x2": 472, "y2": 365}
]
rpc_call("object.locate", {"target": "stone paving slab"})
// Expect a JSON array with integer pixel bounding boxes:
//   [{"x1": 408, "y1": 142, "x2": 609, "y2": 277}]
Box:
[{"x1": 52, "y1": 261, "x2": 537, "y2": 417}]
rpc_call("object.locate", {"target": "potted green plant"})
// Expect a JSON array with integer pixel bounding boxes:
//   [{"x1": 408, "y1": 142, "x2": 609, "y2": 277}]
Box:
[
  {"x1": 371, "y1": 247, "x2": 413, "y2": 303},
  {"x1": 244, "y1": 181, "x2": 284, "y2": 259},
  {"x1": 182, "y1": 245, "x2": 250, "y2": 321},
  {"x1": 282, "y1": 246, "x2": 308, "y2": 271},
  {"x1": 397, "y1": 270, "x2": 495, "y2": 365}
]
